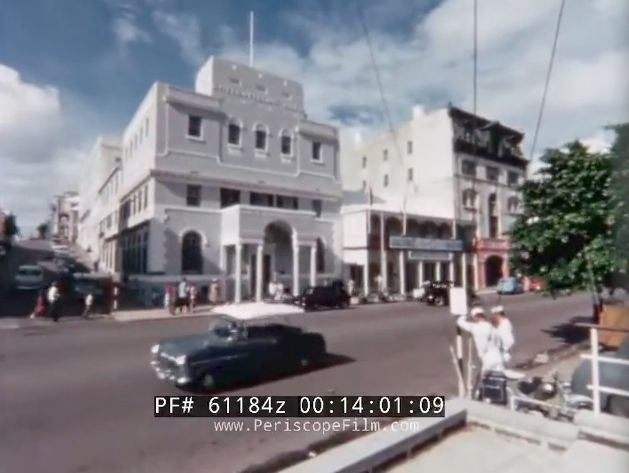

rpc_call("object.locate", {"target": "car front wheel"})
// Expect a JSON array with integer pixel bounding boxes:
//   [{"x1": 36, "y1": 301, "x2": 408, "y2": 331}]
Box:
[{"x1": 199, "y1": 372, "x2": 216, "y2": 391}]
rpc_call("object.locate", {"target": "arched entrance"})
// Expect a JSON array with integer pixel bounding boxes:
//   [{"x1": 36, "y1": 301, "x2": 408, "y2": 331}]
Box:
[
  {"x1": 257, "y1": 221, "x2": 294, "y2": 296},
  {"x1": 485, "y1": 255, "x2": 504, "y2": 287}
]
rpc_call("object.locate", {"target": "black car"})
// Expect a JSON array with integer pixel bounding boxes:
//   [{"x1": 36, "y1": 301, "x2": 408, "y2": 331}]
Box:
[
  {"x1": 151, "y1": 314, "x2": 327, "y2": 389},
  {"x1": 296, "y1": 281, "x2": 350, "y2": 310},
  {"x1": 419, "y1": 280, "x2": 478, "y2": 307}
]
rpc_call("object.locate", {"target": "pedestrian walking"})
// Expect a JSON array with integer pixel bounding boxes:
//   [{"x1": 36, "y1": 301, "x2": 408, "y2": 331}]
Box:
[
  {"x1": 47, "y1": 282, "x2": 61, "y2": 322},
  {"x1": 82, "y1": 292, "x2": 94, "y2": 319},
  {"x1": 347, "y1": 279, "x2": 355, "y2": 297},
  {"x1": 30, "y1": 289, "x2": 48, "y2": 319},
  {"x1": 188, "y1": 284, "x2": 197, "y2": 312},
  {"x1": 490, "y1": 305, "x2": 515, "y2": 365},
  {"x1": 164, "y1": 284, "x2": 171, "y2": 310},
  {"x1": 209, "y1": 279, "x2": 219, "y2": 305},
  {"x1": 176, "y1": 278, "x2": 188, "y2": 314}
]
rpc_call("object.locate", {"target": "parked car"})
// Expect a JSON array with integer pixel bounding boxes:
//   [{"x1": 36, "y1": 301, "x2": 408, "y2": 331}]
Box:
[
  {"x1": 571, "y1": 335, "x2": 629, "y2": 417},
  {"x1": 528, "y1": 278, "x2": 545, "y2": 292},
  {"x1": 151, "y1": 314, "x2": 327, "y2": 389},
  {"x1": 14, "y1": 265, "x2": 44, "y2": 290},
  {"x1": 295, "y1": 281, "x2": 350, "y2": 310},
  {"x1": 496, "y1": 277, "x2": 524, "y2": 295},
  {"x1": 418, "y1": 280, "x2": 479, "y2": 307}
]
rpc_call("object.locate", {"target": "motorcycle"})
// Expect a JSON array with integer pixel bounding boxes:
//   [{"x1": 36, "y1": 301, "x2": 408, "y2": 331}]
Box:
[{"x1": 478, "y1": 369, "x2": 593, "y2": 421}]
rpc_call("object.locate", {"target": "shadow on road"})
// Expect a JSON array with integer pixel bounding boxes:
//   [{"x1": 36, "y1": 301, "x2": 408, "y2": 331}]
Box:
[
  {"x1": 541, "y1": 315, "x2": 592, "y2": 345},
  {"x1": 181, "y1": 352, "x2": 355, "y2": 394}
]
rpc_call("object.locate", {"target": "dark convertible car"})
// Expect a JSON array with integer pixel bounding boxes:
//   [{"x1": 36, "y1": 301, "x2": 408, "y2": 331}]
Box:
[{"x1": 151, "y1": 314, "x2": 327, "y2": 389}]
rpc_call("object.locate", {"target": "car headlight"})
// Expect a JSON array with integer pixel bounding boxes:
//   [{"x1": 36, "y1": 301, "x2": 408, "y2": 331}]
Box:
[
  {"x1": 151, "y1": 344, "x2": 160, "y2": 355},
  {"x1": 174, "y1": 355, "x2": 187, "y2": 366}
]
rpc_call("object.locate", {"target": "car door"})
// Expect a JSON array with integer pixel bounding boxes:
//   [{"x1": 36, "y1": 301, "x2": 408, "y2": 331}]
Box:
[{"x1": 242, "y1": 329, "x2": 285, "y2": 379}]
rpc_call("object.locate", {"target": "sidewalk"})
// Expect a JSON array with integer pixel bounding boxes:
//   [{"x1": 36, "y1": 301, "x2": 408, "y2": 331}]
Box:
[
  {"x1": 111, "y1": 305, "x2": 216, "y2": 322},
  {"x1": 0, "y1": 314, "x2": 110, "y2": 330}
]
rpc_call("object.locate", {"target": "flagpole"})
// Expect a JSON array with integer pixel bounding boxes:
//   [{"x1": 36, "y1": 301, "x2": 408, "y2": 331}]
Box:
[{"x1": 249, "y1": 11, "x2": 254, "y2": 67}]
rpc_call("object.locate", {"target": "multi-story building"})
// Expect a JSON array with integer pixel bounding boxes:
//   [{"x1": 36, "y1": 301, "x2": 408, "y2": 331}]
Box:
[
  {"x1": 78, "y1": 56, "x2": 344, "y2": 302},
  {"x1": 341, "y1": 105, "x2": 527, "y2": 293},
  {"x1": 50, "y1": 191, "x2": 80, "y2": 244}
]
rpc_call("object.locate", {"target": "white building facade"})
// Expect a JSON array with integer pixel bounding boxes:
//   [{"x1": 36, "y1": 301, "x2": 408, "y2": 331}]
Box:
[
  {"x1": 78, "y1": 57, "x2": 344, "y2": 302},
  {"x1": 341, "y1": 105, "x2": 527, "y2": 294}
]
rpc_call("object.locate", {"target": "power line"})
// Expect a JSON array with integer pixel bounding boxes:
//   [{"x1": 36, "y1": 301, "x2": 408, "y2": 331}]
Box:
[
  {"x1": 356, "y1": 3, "x2": 409, "y2": 230},
  {"x1": 529, "y1": 0, "x2": 566, "y2": 159}
]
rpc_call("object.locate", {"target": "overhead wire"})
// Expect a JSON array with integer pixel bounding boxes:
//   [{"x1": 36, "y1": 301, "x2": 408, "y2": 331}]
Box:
[{"x1": 529, "y1": 0, "x2": 567, "y2": 160}]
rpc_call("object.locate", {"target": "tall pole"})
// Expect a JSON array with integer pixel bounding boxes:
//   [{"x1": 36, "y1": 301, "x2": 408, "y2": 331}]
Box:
[{"x1": 249, "y1": 11, "x2": 254, "y2": 67}]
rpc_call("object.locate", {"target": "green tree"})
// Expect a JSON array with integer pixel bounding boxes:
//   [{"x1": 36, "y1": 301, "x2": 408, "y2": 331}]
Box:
[
  {"x1": 3, "y1": 214, "x2": 19, "y2": 239},
  {"x1": 36, "y1": 223, "x2": 48, "y2": 240},
  {"x1": 510, "y1": 141, "x2": 623, "y2": 294},
  {"x1": 608, "y1": 123, "x2": 629, "y2": 285}
]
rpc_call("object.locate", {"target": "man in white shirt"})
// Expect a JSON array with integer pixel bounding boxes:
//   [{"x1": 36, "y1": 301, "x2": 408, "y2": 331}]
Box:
[
  {"x1": 457, "y1": 306, "x2": 505, "y2": 374},
  {"x1": 47, "y1": 282, "x2": 61, "y2": 322},
  {"x1": 491, "y1": 305, "x2": 515, "y2": 365},
  {"x1": 176, "y1": 279, "x2": 188, "y2": 314}
]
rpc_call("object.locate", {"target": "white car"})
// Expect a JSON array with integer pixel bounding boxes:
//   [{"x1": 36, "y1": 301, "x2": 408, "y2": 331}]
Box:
[{"x1": 15, "y1": 265, "x2": 44, "y2": 290}]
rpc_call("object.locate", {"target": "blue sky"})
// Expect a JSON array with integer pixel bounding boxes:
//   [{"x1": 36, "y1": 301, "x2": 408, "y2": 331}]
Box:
[{"x1": 1, "y1": 0, "x2": 627, "y2": 232}]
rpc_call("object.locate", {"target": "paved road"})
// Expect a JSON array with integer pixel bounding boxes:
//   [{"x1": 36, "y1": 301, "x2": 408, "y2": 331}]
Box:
[{"x1": 0, "y1": 292, "x2": 592, "y2": 473}]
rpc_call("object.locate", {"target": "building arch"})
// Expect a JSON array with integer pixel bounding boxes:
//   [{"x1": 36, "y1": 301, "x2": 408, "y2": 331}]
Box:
[
  {"x1": 485, "y1": 255, "x2": 503, "y2": 287},
  {"x1": 227, "y1": 117, "x2": 243, "y2": 146}
]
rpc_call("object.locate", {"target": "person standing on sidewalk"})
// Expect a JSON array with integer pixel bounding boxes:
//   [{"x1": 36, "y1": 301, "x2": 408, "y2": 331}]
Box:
[
  {"x1": 47, "y1": 282, "x2": 61, "y2": 322},
  {"x1": 491, "y1": 305, "x2": 515, "y2": 365},
  {"x1": 176, "y1": 278, "x2": 188, "y2": 314},
  {"x1": 30, "y1": 288, "x2": 48, "y2": 319},
  {"x1": 188, "y1": 284, "x2": 197, "y2": 312},
  {"x1": 82, "y1": 292, "x2": 94, "y2": 319}
]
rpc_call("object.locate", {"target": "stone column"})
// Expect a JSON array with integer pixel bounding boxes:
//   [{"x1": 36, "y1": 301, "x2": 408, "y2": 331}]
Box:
[
  {"x1": 473, "y1": 253, "x2": 480, "y2": 290},
  {"x1": 219, "y1": 245, "x2": 227, "y2": 296},
  {"x1": 462, "y1": 252, "x2": 468, "y2": 289},
  {"x1": 309, "y1": 244, "x2": 317, "y2": 287},
  {"x1": 380, "y1": 212, "x2": 387, "y2": 290},
  {"x1": 234, "y1": 243, "x2": 242, "y2": 303},
  {"x1": 418, "y1": 261, "x2": 424, "y2": 286},
  {"x1": 363, "y1": 260, "x2": 370, "y2": 296},
  {"x1": 436, "y1": 260, "x2": 442, "y2": 281},
  {"x1": 292, "y1": 238, "x2": 300, "y2": 296},
  {"x1": 399, "y1": 251, "x2": 406, "y2": 295},
  {"x1": 255, "y1": 243, "x2": 263, "y2": 301}
]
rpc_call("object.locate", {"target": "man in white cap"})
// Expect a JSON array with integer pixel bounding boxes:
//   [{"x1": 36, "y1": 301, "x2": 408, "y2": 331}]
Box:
[
  {"x1": 491, "y1": 305, "x2": 515, "y2": 365},
  {"x1": 457, "y1": 306, "x2": 505, "y2": 374}
]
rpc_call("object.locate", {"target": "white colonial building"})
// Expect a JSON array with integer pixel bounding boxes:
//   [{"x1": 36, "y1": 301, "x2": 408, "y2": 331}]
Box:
[
  {"x1": 341, "y1": 105, "x2": 527, "y2": 294},
  {"x1": 78, "y1": 57, "x2": 344, "y2": 303}
]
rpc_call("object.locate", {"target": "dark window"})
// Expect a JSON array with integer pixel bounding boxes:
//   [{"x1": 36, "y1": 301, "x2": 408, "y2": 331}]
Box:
[
  {"x1": 383, "y1": 174, "x2": 389, "y2": 187},
  {"x1": 487, "y1": 166, "x2": 500, "y2": 182},
  {"x1": 220, "y1": 188, "x2": 240, "y2": 208},
  {"x1": 316, "y1": 238, "x2": 325, "y2": 272},
  {"x1": 256, "y1": 84, "x2": 267, "y2": 93},
  {"x1": 508, "y1": 171, "x2": 520, "y2": 187},
  {"x1": 186, "y1": 185, "x2": 201, "y2": 207},
  {"x1": 255, "y1": 126, "x2": 267, "y2": 150},
  {"x1": 462, "y1": 160, "x2": 476, "y2": 177},
  {"x1": 277, "y1": 195, "x2": 298, "y2": 209},
  {"x1": 508, "y1": 197, "x2": 520, "y2": 213},
  {"x1": 312, "y1": 199, "x2": 322, "y2": 217},
  {"x1": 407, "y1": 168, "x2": 414, "y2": 182},
  {"x1": 462, "y1": 189, "x2": 477, "y2": 208},
  {"x1": 312, "y1": 142, "x2": 322, "y2": 162},
  {"x1": 228, "y1": 122, "x2": 241, "y2": 146},
  {"x1": 281, "y1": 133, "x2": 292, "y2": 155},
  {"x1": 188, "y1": 115, "x2": 202, "y2": 137},
  {"x1": 362, "y1": 180, "x2": 367, "y2": 191},
  {"x1": 488, "y1": 193, "x2": 498, "y2": 238},
  {"x1": 181, "y1": 232, "x2": 203, "y2": 274},
  {"x1": 407, "y1": 141, "x2": 413, "y2": 154},
  {"x1": 250, "y1": 192, "x2": 274, "y2": 207}
]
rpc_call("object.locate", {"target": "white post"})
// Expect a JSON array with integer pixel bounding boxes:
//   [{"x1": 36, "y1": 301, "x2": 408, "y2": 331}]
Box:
[
  {"x1": 473, "y1": 253, "x2": 480, "y2": 290},
  {"x1": 399, "y1": 251, "x2": 406, "y2": 296},
  {"x1": 249, "y1": 11, "x2": 254, "y2": 67},
  {"x1": 380, "y1": 212, "x2": 387, "y2": 290},
  {"x1": 309, "y1": 243, "x2": 316, "y2": 287},
  {"x1": 466, "y1": 334, "x2": 474, "y2": 398},
  {"x1": 219, "y1": 245, "x2": 227, "y2": 295},
  {"x1": 292, "y1": 238, "x2": 300, "y2": 296},
  {"x1": 255, "y1": 243, "x2": 263, "y2": 301},
  {"x1": 590, "y1": 327, "x2": 601, "y2": 415},
  {"x1": 418, "y1": 261, "x2": 424, "y2": 285},
  {"x1": 436, "y1": 261, "x2": 442, "y2": 281},
  {"x1": 234, "y1": 243, "x2": 242, "y2": 303},
  {"x1": 363, "y1": 261, "x2": 370, "y2": 296},
  {"x1": 462, "y1": 252, "x2": 468, "y2": 289}
]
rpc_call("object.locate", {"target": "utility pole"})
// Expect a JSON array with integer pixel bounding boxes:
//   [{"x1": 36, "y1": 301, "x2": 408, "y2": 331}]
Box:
[{"x1": 249, "y1": 11, "x2": 254, "y2": 67}]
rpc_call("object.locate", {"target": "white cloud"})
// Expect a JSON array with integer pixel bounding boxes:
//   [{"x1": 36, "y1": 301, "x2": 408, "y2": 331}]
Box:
[
  {"x1": 0, "y1": 63, "x2": 94, "y2": 233},
  {"x1": 214, "y1": 0, "x2": 628, "y2": 168},
  {"x1": 152, "y1": 11, "x2": 205, "y2": 65},
  {"x1": 113, "y1": 15, "x2": 151, "y2": 46}
]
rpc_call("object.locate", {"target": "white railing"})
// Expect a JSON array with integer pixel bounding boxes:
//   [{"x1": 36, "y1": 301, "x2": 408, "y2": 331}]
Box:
[{"x1": 576, "y1": 323, "x2": 629, "y2": 415}]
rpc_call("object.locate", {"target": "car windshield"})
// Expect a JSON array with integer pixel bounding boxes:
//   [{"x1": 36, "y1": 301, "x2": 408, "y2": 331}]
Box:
[
  {"x1": 19, "y1": 268, "x2": 41, "y2": 276},
  {"x1": 208, "y1": 316, "x2": 242, "y2": 338},
  {"x1": 304, "y1": 287, "x2": 314, "y2": 295}
]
